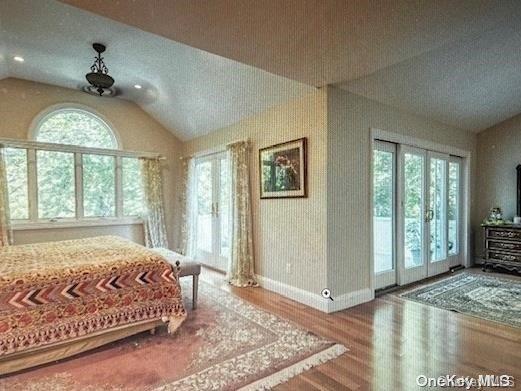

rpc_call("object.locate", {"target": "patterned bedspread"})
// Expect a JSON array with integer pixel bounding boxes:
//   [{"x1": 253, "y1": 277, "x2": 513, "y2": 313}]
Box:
[{"x1": 0, "y1": 236, "x2": 186, "y2": 357}]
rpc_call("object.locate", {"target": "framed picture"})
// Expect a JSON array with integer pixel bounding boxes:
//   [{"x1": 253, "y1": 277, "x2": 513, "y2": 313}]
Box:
[{"x1": 259, "y1": 137, "x2": 307, "y2": 199}]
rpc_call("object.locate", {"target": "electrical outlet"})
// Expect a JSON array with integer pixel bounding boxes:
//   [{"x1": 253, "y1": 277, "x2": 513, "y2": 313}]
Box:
[{"x1": 286, "y1": 263, "x2": 292, "y2": 274}]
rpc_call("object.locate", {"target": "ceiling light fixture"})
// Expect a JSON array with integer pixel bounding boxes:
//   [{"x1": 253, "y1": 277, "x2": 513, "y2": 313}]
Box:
[
  {"x1": 13, "y1": 56, "x2": 24, "y2": 63},
  {"x1": 85, "y1": 43, "x2": 115, "y2": 96},
  {"x1": 134, "y1": 84, "x2": 142, "y2": 89}
]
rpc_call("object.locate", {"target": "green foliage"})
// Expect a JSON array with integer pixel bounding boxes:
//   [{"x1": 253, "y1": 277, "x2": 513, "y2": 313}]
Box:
[
  {"x1": 37, "y1": 151, "x2": 75, "y2": 218},
  {"x1": 197, "y1": 161, "x2": 212, "y2": 214},
  {"x1": 122, "y1": 157, "x2": 144, "y2": 217},
  {"x1": 37, "y1": 110, "x2": 116, "y2": 149},
  {"x1": 83, "y1": 154, "x2": 115, "y2": 217},
  {"x1": 5, "y1": 148, "x2": 29, "y2": 219},
  {"x1": 373, "y1": 150, "x2": 393, "y2": 217},
  {"x1": 4, "y1": 111, "x2": 145, "y2": 220}
]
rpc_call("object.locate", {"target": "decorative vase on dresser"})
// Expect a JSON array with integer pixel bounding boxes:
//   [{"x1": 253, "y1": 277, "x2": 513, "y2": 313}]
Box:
[{"x1": 481, "y1": 225, "x2": 521, "y2": 274}]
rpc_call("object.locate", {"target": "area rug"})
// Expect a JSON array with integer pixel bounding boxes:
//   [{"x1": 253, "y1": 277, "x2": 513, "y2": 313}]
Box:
[
  {"x1": 401, "y1": 272, "x2": 521, "y2": 328},
  {"x1": 0, "y1": 280, "x2": 346, "y2": 390}
]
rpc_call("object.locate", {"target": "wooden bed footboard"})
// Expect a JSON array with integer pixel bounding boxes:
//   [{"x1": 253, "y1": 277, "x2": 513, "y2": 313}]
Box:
[{"x1": 0, "y1": 319, "x2": 165, "y2": 376}]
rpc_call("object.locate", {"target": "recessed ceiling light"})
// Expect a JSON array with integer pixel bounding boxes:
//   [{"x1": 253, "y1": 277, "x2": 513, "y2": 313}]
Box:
[
  {"x1": 134, "y1": 84, "x2": 142, "y2": 89},
  {"x1": 13, "y1": 56, "x2": 24, "y2": 63}
]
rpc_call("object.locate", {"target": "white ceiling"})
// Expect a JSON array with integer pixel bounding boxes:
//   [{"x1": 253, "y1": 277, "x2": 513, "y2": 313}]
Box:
[
  {"x1": 60, "y1": 0, "x2": 521, "y2": 132},
  {"x1": 339, "y1": 22, "x2": 521, "y2": 131},
  {"x1": 0, "y1": 0, "x2": 313, "y2": 140},
  {"x1": 2, "y1": 1, "x2": 521, "y2": 136}
]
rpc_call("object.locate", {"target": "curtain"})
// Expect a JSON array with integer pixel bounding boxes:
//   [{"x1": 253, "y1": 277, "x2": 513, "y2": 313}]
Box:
[
  {"x1": 141, "y1": 158, "x2": 169, "y2": 248},
  {"x1": 227, "y1": 141, "x2": 258, "y2": 287},
  {"x1": 0, "y1": 146, "x2": 12, "y2": 247},
  {"x1": 179, "y1": 157, "x2": 197, "y2": 257}
]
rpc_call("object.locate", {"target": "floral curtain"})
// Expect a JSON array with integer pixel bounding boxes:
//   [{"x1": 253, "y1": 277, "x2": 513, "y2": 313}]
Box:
[
  {"x1": 227, "y1": 141, "x2": 258, "y2": 287},
  {"x1": 141, "y1": 158, "x2": 169, "y2": 248},
  {"x1": 179, "y1": 157, "x2": 197, "y2": 257},
  {"x1": 0, "y1": 146, "x2": 12, "y2": 247}
]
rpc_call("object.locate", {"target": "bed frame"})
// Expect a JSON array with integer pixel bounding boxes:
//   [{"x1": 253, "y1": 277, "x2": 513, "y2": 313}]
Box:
[{"x1": 0, "y1": 319, "x2": 164, "y2": 375}]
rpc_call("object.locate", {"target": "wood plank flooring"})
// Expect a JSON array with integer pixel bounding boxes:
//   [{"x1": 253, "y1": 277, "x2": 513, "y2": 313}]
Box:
[{"x1": 203, "y1": 269, "x2": 521, "y2": 390}]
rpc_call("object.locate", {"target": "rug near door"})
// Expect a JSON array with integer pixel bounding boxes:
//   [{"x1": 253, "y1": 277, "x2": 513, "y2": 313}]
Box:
[
  {"x1": 0, "y1": 280, "x2": 346, "y2": 391},
  {"x1": 401, "y1": 272, "x2": 520, "y2": 328}
]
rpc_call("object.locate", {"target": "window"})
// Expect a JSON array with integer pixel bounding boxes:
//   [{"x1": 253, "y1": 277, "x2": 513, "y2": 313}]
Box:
[
  {"x1": 5, "y1": 148, "x2": 29, "y2": 220},
  {"x1": 3, "y1": 106, "x2": 146, "y2": 226},
  {"x1": 82, "y1": 154, "x2": 116, "y2": 217},
  {"x1": 37, "y1": 150, "x2": 76, "y2": 219},
  {"x1": 35, "y1": 109, "x2": 117, "y2": 149},
  {"x1": 122, "y1": 157, "x2": 145, "y2": 217}
]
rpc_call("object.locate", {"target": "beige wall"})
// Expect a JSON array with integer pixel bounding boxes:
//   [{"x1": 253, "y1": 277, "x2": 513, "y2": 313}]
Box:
[
  {"x1": 327, "y1": 86, "x2": 477, "y2": 296},
  {"x1": 184, "y1": 89, "x2": 329, "y2": 294},
  {"x1": 474, "y1": 113, "x2": 521, "y2": 256},
  {"x1": 0, "y1": 78, "x2": 183, "y2": 247}
]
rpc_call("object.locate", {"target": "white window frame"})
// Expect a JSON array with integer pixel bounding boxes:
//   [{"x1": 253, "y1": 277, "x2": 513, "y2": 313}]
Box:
[
  {"x1": 28, "y1": 103, "x2": 122, "y2": 150},
  {"x1": 1, "y1": 138, "x2": 160, "y2": 230}
]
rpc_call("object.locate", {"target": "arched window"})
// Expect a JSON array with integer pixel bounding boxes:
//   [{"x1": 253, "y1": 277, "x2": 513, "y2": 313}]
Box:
[
  {"x1": 33, "y1": 108, "x2": 118, "y2": 149},
  {"x1": 3, "y1": 105, "x2": 144, "y2": 223}
]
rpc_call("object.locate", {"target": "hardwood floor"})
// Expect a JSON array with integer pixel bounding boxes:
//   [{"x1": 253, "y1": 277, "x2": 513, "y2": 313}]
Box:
[{"x1": 202, "y1": 269, "x2": 521, "y2": 390}]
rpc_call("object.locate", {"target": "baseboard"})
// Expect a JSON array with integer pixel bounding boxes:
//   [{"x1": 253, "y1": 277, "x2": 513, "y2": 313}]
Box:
[
  {"x1": 255, "y1": 275, "x2": 373, "y2": 313},
  {"x1": 326, "y1": 288, "x2": 374, "y2": 313}
]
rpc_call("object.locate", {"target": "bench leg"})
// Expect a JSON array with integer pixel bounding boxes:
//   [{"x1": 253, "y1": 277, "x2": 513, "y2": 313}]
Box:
[{"x1": 193, "y1": 274, "x2": 199, "y2": 310}]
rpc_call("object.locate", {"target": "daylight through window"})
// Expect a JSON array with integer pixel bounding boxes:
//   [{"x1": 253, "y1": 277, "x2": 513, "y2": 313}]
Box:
[{"x1": 3, "y1": 107, "x2": 145, "y2": 223}]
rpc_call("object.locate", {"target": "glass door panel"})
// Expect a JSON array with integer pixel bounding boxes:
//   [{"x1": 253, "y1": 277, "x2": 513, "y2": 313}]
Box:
[
  {"x1": 429, "y1": 156, "x2": 447, "y2": 262},
  {"x1": 196, "y1": 161, "x2": 213, "y2": 256},
  {"x1": 194, "y1": 153, "x2": 230, "y2": 272},
  {"x1": 219, "y1": 157, "x2": 230, "y2": 260},
  {"x1": 403, "y1": 151, "x2": 425, "y2": 269},
  {"x1": 376, "y1": 142, "x2": 464, "y2": 289},
  {"x1": 373, "y1": 141, "x2": 396, "y2": 289},
  {"x1": 448, "y1": 158, "x2": 462, "y2": 266},
  {"x1": 426, "y1": 152, "x2": 450, "y2": 276}
]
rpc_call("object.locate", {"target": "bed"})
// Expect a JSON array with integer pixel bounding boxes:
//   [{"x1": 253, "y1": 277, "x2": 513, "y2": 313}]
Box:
[{"x1": 0, "y1": 236, "x2": 186, "y2": 375}]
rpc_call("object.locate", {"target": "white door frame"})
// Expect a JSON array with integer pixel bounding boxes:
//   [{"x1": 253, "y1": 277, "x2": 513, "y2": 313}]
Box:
[
  {"x1": 425, "y1": 150, "x2": 450, "y2": 278},
  {"x1": 397, "y1": 144, "x2": 427, "y2": 285},
  {"x1": 194, "y1": 151, "x2": 229, "y2": 271},
  {"x1": 369, "y1": 128, "x2": 472, "y2": 294}
]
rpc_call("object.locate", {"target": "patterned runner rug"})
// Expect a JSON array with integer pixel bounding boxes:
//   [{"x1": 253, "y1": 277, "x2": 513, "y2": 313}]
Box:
[
  {"x1": 0, "y1": 280, "x2": 346, "y2": 390},
  {"x1": 401, "y1": 272, "x2": 521, "y2": 328}
]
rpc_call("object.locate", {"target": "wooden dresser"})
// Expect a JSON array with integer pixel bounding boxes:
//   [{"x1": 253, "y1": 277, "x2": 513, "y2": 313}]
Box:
[{"x1": 482, "y1": 224, "x2": 521, "y2": 274}]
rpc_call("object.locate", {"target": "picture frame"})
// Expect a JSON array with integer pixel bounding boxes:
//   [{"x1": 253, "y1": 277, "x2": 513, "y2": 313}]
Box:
[{"x1": 259, "y1": 137, "x2": 307, "y2": 199}]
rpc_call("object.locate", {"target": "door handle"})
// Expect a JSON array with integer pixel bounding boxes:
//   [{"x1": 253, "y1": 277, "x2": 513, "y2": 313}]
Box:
[{"x1": 425, "y1": 209, "x2": 434, "y2": 222}]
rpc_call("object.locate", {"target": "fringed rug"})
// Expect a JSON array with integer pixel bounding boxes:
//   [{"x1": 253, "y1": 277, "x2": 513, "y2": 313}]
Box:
[
  {"x1": 401, "y1": 272, "x2": 521, "y2": 328},
  {"x1": 0, "y1": 280, "x2": 346, "y2": 390}
]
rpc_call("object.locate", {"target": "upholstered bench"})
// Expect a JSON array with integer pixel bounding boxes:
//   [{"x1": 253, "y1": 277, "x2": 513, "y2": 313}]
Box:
[{"x1": 152, "y1": 248, "x2": 201, "y2": 309}]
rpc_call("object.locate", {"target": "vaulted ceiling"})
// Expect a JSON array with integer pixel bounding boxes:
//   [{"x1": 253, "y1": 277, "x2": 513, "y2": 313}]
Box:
[
  {"x1": 0, "y1": 0, "x2": 313, "y2": 141},
  {"x1": 2, "y1": 0, "x2": 521, "y2": 138}
]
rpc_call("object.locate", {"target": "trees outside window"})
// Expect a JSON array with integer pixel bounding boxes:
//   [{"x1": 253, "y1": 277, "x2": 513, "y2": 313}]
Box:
[{"x1": 4, "y1": 106, "x2": 145, "y2": 223}]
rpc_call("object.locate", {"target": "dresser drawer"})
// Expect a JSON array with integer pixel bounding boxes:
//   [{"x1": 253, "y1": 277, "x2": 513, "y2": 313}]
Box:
[
  {"x1": 487, "y1": 240, "x2": 521, "y2": 252},
  {"x1": 486, "y1": 229, "x2": 521, "y2": 240},
  {"x1": 487, "y1": 251, "x2": 521, "y2": 263}
]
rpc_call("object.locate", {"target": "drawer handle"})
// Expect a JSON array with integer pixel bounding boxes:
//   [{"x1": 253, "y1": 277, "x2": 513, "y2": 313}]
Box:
[
  {"x1": 500, "y1": 255, "x2": 517, "y2": 261},
  {"x1": 497, "y1": 243, "x2": 516, "y2": 249},
  {"x1": 496, "y1": 231, "x2": 517, "y2": 238}
]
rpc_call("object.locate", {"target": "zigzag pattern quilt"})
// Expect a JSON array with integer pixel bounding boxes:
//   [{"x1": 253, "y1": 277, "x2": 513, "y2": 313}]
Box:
[{"x1": 0, "y1": 236, "x2": 186, "y2": 357}]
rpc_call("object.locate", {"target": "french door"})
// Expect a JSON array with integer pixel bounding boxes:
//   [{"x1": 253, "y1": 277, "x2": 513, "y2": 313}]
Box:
[
  {"x1": 194, "y1": 152, "x2": 230, "y2": 272},
  {"x1": 373, "y1": 141, "x2": 463, "y2": 289}
]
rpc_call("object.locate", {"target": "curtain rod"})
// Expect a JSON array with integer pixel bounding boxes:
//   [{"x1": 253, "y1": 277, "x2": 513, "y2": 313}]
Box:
[{"x1": 0, "y1": 137, "x2": 165, "y2": 160}]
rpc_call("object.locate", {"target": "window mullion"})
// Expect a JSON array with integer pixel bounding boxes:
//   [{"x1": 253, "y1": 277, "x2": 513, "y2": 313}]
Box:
[
  {"x1": 115, "y1": 156, "x2": 123, "y2": 218},
  {"x1": 75, "y1": 153, "x2": 84, "y2": 219},
  {"x1": 27, "y1": 149, "x2": 38, "y2": 221}
]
